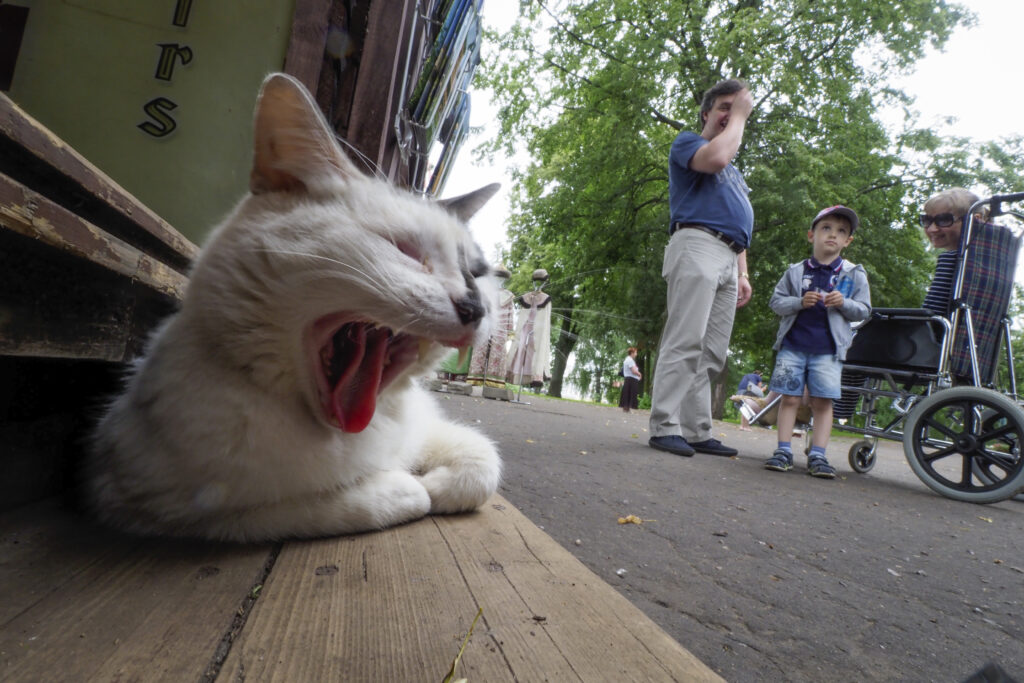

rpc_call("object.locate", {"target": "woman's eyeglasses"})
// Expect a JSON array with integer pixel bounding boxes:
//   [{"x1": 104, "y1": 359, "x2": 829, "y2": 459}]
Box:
[{"x1": 919, "y1": 212, "x2": 958, "y2": 228}]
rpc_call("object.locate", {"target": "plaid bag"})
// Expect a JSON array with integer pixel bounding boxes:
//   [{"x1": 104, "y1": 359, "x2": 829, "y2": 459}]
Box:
[{"x1": 950, "y1": 221, "x2": 1020, "y2": 383}]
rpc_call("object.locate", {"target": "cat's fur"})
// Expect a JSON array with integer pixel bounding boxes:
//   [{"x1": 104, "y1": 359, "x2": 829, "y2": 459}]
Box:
[{"x1": 86, "y1": 73, "x2": 502, "y2": 542}]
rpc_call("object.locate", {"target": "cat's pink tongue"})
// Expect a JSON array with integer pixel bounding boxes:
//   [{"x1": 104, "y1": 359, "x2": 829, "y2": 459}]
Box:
[{"x1": 331, "y1": 326, "x2": 389, "y2": 433}]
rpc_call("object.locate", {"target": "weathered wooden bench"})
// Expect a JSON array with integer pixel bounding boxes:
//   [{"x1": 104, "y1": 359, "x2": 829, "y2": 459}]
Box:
[
  {"x1": 1, "y1": 495, "x2": 720, "y2": 681},
  {"x1": 0, "y1": 93, "x2": 721, "y2": 682}
]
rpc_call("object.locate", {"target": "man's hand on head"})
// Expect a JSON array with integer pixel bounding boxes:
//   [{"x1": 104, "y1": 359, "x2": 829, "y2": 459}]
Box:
[{"x1": 732, "y1": 88, "x2": 754, "y2": 121}]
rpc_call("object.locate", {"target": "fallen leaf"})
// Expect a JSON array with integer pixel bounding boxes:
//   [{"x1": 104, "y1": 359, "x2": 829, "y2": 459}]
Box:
[
  {"x1": 617, "y1": 514, "x2": 656, "y2": 525},
  {"x1": 579, "y1": 450, "x2": 588, "y2": 455},
  {"x1": 978, "y1": 516, "x2": 993, "y2": 523},
  {"x1": 526, "y1": 439, "x2": 535, "y2": 443}
]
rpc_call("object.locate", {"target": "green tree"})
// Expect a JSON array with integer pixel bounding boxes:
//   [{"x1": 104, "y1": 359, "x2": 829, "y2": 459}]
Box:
[{"x1": 479, "y1": 0, "x2": 1022, "y2": 406}]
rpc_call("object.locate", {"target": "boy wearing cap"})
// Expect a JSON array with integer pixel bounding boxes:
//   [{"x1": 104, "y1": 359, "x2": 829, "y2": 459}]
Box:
[{"x1": 764, "y1": 206, "x2": 871, "y2": 478}]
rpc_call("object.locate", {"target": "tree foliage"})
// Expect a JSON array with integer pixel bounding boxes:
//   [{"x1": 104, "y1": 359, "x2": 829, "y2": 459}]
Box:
[{"x1": 478, "y1": 0, "x2": 1024, "y2": 403}]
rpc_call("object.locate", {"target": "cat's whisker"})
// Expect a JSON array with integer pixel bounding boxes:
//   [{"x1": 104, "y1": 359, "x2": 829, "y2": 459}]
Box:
[
  {"x1": 333, "y1": 133, "x2": 387, "y2": 181},
  {"x1": 282, "y1": 270, "x2": 405, "y2": 310},
  {"x1": 252, "y1": 249, "x2": 400, "y2": 297},
  {"x1": 249, "y1": 250, "x2": 399, "y2": 306}
]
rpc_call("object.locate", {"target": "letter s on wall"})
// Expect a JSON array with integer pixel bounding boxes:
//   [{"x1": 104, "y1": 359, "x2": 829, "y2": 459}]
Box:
[{"x1": 138, "y1": 97, "x2": 178, "y2": 138}]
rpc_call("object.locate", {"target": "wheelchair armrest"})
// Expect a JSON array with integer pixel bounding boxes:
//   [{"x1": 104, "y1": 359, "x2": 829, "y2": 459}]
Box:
[
  {"x1": 853, "y1": 308, "x2": 937, "y2": 331},
  {"x1": 870, "y1": 307, "x2": 940, "y2": 318}
]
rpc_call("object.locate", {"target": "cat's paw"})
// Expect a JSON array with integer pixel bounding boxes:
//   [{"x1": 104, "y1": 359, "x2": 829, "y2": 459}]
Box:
[
  {"x1": 416, "y1": 424, "x2": 501, "y2": 514},
  {"x1": 353, "y1": 470, "x2": 432, "y2": 529}
]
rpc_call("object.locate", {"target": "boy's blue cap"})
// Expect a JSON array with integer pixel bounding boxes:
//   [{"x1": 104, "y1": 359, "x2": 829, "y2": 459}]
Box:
[{"x1": 812, "y1": 205, "x2": 859, "y2": 233}]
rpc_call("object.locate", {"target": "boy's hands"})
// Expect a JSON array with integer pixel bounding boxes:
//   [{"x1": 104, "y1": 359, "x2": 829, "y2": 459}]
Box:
[
  {"x1": 801, "y1": 290, "x2": 845, "y2": 308},
  {"x1": 823, "y1": 290, "x2": 845, "y2": 307}
]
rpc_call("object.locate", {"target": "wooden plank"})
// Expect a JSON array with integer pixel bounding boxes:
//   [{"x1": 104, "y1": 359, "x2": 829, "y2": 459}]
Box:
[
  {"x1": 219, "y1": 495, "x2": 722, "y2": 682},
  {"x1": 0, "y1": 229, "x2": 178, "y2": 361},
  {"x1": 314, "y1": 0, "x2": 359, "y2": 134},
  {"x1": 218, "y1": 510, "x2": 514, "y2": 681},
  {"x1": 283, "y1": 0, "x2": 333, "y2": 94},
  {"x1": 444, "y1": 499, "x2": 723, "y2": 682},
  {"x1": 0, "y1": 500, "x2": 274, "y2": 682},
  {"x1": 0, "y1": 173, "x2": 188, "y2": 301},
  {"x1": 0, "y1": 92, "x2": 196, "y2": 270},
  {"x1": 346, "y1": 0, "x2": 416, "y2": 181}
]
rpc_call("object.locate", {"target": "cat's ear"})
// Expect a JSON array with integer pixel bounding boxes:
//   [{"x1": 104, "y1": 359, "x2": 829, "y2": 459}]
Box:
[
  {"x1": 250, "y1": 73, "x2": 360, "y2": 194},
  {"x1": 437, "y1": 183, "x2": 501, "y2": 223}
]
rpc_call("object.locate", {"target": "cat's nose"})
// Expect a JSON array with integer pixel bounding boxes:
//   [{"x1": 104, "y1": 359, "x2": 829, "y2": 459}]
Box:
[{"x1": 453, "y1": 296, "x2": 485, "y2": 325}]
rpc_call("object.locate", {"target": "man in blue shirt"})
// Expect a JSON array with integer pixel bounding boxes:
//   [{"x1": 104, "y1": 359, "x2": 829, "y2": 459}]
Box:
[{"x1": 649, "y1": 78, "x2": 754, "y2": 458}]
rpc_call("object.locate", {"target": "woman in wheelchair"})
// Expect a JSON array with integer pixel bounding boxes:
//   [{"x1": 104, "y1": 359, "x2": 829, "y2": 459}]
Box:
[
  {"x1": 920, "y1": 188, "x2": 990, "y2": 317},
  {"x1": 837, "y1": 187, "x2": 1016, "y2": 401},
  {"x1": 832, "y1": 189, "x2": 1024, "y2": 504}
]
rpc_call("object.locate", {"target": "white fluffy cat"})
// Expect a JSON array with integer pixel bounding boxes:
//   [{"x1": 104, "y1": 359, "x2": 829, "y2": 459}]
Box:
[{"x1": 86, "y1": 73, "x2": 502, "y2": 542}]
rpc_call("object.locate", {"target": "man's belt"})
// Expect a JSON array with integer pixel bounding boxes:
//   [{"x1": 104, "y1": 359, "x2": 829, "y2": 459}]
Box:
[{"x1": 670, "y1": 222, "x2": 744, "y2": 254}]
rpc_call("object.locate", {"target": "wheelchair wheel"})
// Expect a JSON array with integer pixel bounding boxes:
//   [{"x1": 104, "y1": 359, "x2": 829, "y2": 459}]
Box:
[
  {"x1": 902, "y1": 387, "x2": 1024, "y2": 503},
  {"x1": 848, "y1": 440, "x2": 876, "y2": 474}
]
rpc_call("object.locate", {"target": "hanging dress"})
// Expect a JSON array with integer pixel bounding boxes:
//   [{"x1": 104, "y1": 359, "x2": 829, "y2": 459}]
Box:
[
  {"x1": 505, "y1": 290, "x2": 552, "y2": 386},
  {"x1": 467, "y1": 287, "x2": 516, "y2": 387}
]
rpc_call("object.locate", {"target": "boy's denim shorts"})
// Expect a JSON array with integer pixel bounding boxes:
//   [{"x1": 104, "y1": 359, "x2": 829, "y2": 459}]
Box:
[{"x1": 769, "y1": 349, "x2": 842, "y2": 399}]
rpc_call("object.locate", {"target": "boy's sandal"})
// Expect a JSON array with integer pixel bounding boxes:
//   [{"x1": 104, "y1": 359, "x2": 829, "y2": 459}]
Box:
[
  {"x1": 807, "y1": 457, "x2": 836, "y2": 479},
  {"x1": 764, "y1": 450, "x2": 794, "y2": 472}
]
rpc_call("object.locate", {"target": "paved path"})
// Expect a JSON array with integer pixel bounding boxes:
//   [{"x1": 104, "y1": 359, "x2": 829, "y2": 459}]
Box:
[{"x1": 437, "y1": 391, "x2": 1024, "y2": 683}]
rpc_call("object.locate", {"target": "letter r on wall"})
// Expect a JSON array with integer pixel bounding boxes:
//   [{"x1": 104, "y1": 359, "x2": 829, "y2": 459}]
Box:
[{"x1": 154, "y1": 43, "x2": 193, "y2": 81}]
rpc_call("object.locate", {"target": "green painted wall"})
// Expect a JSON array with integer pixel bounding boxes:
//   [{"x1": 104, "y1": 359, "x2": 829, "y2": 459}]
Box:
[{"x1": 9, "y1": 0, "x2": 295, "y2": 244}]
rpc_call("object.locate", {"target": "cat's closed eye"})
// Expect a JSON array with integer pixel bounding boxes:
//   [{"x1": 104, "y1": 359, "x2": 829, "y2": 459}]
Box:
[{"x1": 394, "y1": 239, "x2": 426, "y2": 268}]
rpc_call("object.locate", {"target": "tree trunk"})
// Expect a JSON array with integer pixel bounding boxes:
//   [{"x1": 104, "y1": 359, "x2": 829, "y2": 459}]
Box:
[
  {"x1": 711, "y1": 360, "x2": 731, "y2": 420},
  {"x1": 546, "y1": 312, "x2": 577, "y2": 398}
]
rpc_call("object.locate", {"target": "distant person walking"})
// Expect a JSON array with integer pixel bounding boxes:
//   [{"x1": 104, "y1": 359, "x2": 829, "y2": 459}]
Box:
[
  {"x1": 648, "y1": 78, "x2": 754, "y2": 458},
  {"x1": 619, "y1": 347, "x2": 642, "y2": 412}
]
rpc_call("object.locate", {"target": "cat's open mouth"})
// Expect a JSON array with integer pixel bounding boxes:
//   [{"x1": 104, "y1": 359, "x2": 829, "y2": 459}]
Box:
[{"x1": 308, "y1": 316, "x2": 428, "y2": 434}]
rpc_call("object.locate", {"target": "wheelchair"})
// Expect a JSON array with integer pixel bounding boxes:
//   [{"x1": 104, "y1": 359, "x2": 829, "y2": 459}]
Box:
[{"x1": 833, "y1": 192, "x2": 1024, "y2": 504}]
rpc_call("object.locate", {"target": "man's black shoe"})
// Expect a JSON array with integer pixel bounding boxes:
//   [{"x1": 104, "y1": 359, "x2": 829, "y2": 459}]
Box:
[
  {"x1": 690, "y1": 438, "x2": 738, "y2": 456},
  {"x1": 648, "y1": 435, "x2": 695, "y2": 457}
]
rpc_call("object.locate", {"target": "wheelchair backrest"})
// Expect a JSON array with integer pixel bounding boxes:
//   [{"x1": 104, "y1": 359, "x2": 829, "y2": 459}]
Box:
[{"x1": 948, "y1": 217, "x2": 1021, "y2": 384}]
